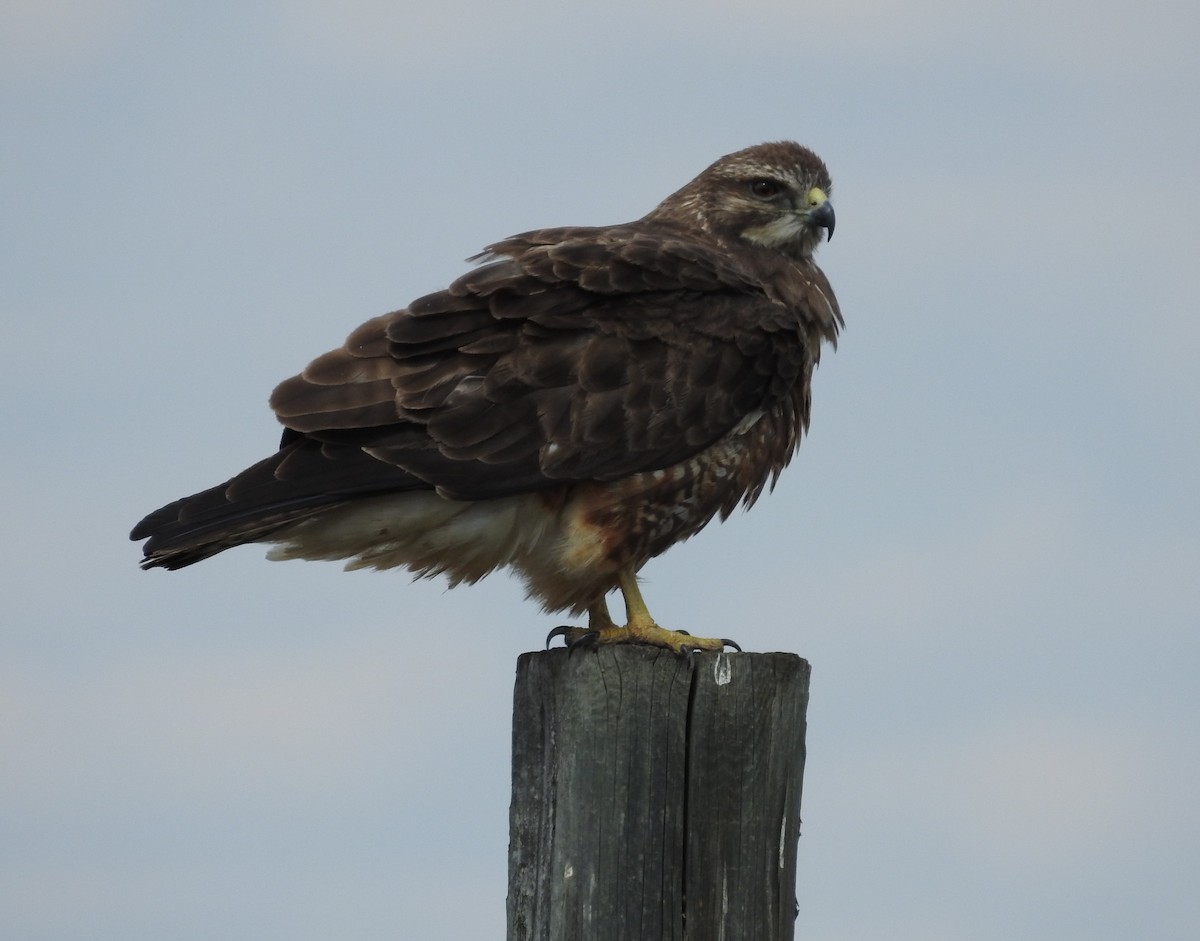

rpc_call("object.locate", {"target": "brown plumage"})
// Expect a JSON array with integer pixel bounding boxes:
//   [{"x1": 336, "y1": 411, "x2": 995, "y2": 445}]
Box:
[{"x1": 132, "y1": 141, "x2": 841, "y2": 652}]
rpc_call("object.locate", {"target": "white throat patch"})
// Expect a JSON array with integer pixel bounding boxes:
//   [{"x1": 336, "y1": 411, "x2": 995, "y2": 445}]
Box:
[{"x1": 741, "y1": 213, "x2": 807, "y2": 248}]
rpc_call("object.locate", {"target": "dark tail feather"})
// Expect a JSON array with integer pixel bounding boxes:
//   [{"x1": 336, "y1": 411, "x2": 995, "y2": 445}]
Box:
[
  {"x1": 130, "y1": 481, "x2": 341, "y2": 570},
  {"x1": 130, "y1": 440, "x2": 411, "y2": 570}
]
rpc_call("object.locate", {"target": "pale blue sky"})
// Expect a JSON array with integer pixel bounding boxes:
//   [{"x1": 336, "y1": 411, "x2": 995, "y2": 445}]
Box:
[{"x1": 3, "y1": 2, "x2": 1197, "y2": 938}]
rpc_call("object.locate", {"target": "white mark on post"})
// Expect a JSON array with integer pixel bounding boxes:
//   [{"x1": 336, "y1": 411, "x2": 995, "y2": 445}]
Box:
[
  {"x1": 779, "y1": 813, "x2": 787, "y2": 868},
  {"x1": 718, "y1": 869, "x2": 729, "y2": 941},
  {"x1": 564, "y1": 862, "x2": 574, "y2": 881},
  {"x1": 714, "y1": 652, "x2": 732, "y2": 686}
]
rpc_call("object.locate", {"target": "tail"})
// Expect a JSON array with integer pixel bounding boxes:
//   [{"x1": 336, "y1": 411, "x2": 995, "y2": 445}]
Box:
[
  {"x1": 131, "y1": 479, "x2": 343, "y2": 570},
  {"x1": 131, "y1": 439, "x2": 419, "y2": 569}
]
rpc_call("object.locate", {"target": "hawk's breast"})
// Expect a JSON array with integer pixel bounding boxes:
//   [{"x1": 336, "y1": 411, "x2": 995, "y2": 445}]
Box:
[{"x1": 559, "y1": 404, "x2": 790, "y2": 573}]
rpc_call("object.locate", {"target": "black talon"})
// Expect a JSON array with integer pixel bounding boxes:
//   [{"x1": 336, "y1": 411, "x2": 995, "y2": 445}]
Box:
[
  {"x1": 545, "y1": 625, "x2": 577, "y2": 648},
  {"x1": 681, "y1": 637, "x2": 741, "y2": 655},
  {"x1": 545, "y1": 624, "x2": 603, "y2": 651},
  {"x1": 679, "y1": 632, "x2": 740, "y2": 655}
]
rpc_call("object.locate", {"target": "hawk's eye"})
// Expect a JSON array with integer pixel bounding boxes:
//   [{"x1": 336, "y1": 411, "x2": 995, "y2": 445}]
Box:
[{"x1": 749, "y1": 178, "x2": 783, "y2": 199}]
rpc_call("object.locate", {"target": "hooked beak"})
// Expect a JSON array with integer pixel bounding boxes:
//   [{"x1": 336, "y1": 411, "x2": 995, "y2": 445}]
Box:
[{"x1": 806, "y1": 191, "x2": 836, "y2": 242}]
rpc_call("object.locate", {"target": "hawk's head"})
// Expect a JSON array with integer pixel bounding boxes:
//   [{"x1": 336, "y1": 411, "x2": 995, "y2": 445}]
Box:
[{"x1": 650, "y1": 141, "x2": 835, "y2": 260}]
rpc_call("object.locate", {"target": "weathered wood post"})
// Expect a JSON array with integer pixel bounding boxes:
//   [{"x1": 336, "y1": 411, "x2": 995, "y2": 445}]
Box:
[{"x1": 507, "y1": 645, "x2": 810, "y2": 940}]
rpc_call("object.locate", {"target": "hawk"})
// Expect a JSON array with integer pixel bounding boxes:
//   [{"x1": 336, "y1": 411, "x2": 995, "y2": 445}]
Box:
[{"x1": 131, "y1": 141, "x2": 840, "y2": 653}]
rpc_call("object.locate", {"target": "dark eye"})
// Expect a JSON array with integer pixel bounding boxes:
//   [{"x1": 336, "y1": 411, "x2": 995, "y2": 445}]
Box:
[{"x1": 749, "y1": 178, "x2": 783, "y2": 199}]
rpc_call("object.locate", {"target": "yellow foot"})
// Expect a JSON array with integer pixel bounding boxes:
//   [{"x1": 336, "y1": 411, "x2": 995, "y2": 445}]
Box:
[
  {"x1": 544, "y1": 602, "x2": 617, "y2": 649},
  {"x1": 593, "y1": 622, "x2": 738, "y2": 653},
  {"x1": 545, "y1": 570, "x2": 742, "y2": 653},
  {"x1": 545, "y1": 622, "x2": 740, "y2": 654}
]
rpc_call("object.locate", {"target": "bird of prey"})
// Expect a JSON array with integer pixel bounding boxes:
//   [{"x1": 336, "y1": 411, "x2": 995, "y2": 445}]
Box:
[{"x1": 131, "y1": 141, "x2": 841, "y2": 653}]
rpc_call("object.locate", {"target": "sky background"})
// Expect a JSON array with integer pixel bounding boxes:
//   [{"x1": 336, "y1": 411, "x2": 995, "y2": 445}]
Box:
[{"x1": 3, "y1": 1, "x2": 1198, "y2": 938}]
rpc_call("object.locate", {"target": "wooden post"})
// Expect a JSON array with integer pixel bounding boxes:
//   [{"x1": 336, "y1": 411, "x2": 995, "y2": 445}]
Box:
[{"x1": 507, "y1": 645, "x2": 810, "y2": 940}]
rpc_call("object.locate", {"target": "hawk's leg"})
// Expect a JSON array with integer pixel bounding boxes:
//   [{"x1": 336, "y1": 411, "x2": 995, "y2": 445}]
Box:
[
  {"x1": 605, "y1": 567, "x2": 737, "y2": 653},
  {"x1": 545, "y1": 572, "x2": 739, "y2": 653}
]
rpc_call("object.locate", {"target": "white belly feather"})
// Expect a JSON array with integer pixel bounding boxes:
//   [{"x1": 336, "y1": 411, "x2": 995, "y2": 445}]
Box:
[{"x1": 266, "y1": 491, "x2": 559, "y2": 588}]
